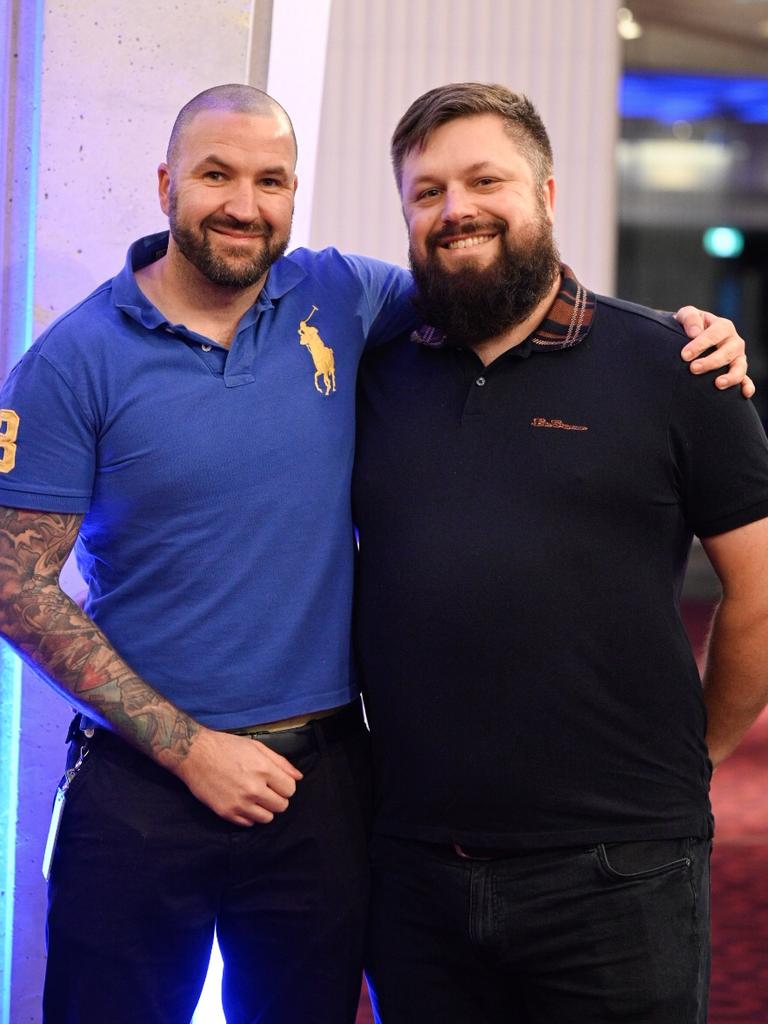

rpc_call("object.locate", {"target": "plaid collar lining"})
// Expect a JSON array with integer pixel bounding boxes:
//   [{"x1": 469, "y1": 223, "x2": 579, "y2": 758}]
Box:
[{"x1": 411, "y1": 264, "x2": 595, "y2": 352}]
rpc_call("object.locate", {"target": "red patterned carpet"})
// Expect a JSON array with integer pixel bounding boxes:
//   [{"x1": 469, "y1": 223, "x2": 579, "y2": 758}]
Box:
[
  {"x1": 355, "y1": 599, "x2": 768, "y2": 1023},
  {"x1": 690, "y1": 606, "x2": 768, "y2": 1022}
]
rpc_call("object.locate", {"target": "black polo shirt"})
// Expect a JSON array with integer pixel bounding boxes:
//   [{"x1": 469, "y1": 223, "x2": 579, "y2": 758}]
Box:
[{"x1": 352, "y1": 271, "x2": 768, "y2": 848}]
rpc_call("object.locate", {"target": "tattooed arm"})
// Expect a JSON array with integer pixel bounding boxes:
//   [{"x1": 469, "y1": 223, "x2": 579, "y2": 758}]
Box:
[{"x1": 0, "y1": 506, "x2": 301, "y2": 825}]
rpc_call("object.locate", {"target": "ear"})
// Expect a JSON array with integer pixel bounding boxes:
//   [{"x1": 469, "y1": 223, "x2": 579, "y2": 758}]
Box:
[
  {"x1": 542, "y1": 176, "x2": 556, "y2": 224},
  {"x1": 157, "y1": 163, "x2": 171, "y2": 216}
]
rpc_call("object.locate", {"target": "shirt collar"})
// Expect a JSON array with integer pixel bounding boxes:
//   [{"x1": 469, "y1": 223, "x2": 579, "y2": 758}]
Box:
[
  {"x1": 410, "y1": 264, "x2": 595, "y2": 353},
  {"x1": 111, "y1": 231, "x2": 308, "y2": 330}
]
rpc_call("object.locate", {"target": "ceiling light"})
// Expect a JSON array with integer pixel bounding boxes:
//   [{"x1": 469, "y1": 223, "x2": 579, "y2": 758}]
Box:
[{"x1": 617, "y1": 7, "x2": 644, "y2": 40}]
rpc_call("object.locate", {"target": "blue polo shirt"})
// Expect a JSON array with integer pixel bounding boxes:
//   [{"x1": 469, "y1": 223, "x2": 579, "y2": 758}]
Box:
[{"x1": 0, "y1": 233, "x2": 415, "y2": 727}]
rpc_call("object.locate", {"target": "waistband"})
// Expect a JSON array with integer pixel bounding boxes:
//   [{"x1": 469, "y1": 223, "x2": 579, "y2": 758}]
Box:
[
  {"x1": 452, "y1": 843, "x2": 524, "y2": 861},
  {"x1": 70, "y1": 700, "x2": 366, "y2": 765},
  {"x1": 224, "y1": 700, "x2": 365, "y2": 758}
]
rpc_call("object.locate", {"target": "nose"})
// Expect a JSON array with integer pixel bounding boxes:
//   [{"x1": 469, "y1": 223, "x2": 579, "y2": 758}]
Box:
[
  {"x1": 221, "y1": 181, "x2": 260, "y2": 224},
  {"x1": 441, "y1": 186, "x2": 478, "y2": 224}
]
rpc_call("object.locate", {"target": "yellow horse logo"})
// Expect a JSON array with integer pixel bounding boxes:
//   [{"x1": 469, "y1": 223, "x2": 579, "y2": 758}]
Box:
[{"x1": 298, "y1": 306, "x2": 336, "y2": 396}]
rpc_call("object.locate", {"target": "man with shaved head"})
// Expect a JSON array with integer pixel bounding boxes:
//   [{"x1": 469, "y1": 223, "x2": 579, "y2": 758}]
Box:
[
  {"x1": 0, "y1": 84, "x2": 414, "y2": 1024},
  {"x1": 0, "y1": 83, "x2": 751, "y2": 1023}
]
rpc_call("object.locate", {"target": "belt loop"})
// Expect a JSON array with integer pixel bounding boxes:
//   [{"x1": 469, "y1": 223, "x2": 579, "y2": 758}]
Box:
[{"x1": 311, "y1": 715, "x2": 329, "y2": 756}]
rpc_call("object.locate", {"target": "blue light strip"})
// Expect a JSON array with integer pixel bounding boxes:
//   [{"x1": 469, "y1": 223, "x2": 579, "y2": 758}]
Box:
[
  {"x1": 0, "y1": 653, "x2": 22, "y2": 1024},
  {"x1": 621, "y1": 70, "x2": 768, "y2": 124},
  {"x1": 0, "y1": 1, "x2": 45, "y2": 1020}
]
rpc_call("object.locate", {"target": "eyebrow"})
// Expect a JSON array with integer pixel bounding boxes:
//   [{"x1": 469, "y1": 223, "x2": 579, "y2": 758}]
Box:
[
  {"x1": 191, "y1": 155, "x2": 290, "y2": 177},
  {"x1": 192, "y1": 155, "x2": 233, "y2": 172},
  {"x1": 408, "y1": 161, "x2": 501, "y2": 188}
]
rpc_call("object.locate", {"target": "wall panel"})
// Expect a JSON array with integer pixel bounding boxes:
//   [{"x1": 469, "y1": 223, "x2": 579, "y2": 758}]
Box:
[{"x1": 312, "y1": 0, "x2": 620, "y2": 294}]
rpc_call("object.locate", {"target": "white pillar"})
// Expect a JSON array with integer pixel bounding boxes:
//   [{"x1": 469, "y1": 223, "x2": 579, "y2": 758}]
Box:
[
  {"x1": 10, "y1": 4, "x2": 270, "y2": 1018},
  {"x1": 266, "y1": 0, "x2": 333, "y2": 251}
]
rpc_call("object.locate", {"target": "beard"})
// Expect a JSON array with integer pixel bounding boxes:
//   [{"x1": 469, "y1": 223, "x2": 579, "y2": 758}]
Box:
[
  {"x1": 409, "y1": 207, "x2": 561, "y2": 348},
  {"x1": 168, "y1": 187, "x2": 291, "y2": 288}
]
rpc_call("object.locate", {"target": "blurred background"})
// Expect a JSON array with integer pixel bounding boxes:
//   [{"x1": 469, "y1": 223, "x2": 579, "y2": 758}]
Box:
[
  {"x1": 1, "y1": 2, "x2": 767, "y2": 1022},
  {"x1": 618, "y1": 0, "x2": 768, "y2": 424}
]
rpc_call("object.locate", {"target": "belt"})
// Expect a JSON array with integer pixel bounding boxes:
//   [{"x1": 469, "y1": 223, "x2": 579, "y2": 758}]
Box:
[
  {"x1": 225, "y1": 700, "x2": 365, "y2": 759},
  {"x1": 72, "y1": 701, "x2": 365, "y2": 764}
]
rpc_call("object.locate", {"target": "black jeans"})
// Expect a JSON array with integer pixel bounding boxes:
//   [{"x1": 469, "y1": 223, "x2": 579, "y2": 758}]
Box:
[
  {"x1": 366, "y1": 834, "x2": 711, "y2": 1024},
  {"x1": 43, "y1": 710, "x2": 372, "y2": 1024}
]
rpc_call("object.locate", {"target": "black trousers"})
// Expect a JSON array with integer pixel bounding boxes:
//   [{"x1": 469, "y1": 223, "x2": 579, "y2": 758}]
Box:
[
  {"x1": 366, "y1": 833, "x2": 711, "y2": 1024},
  {"x1": 43, "y1": 707, "x2": 372, "y2": 1024}
]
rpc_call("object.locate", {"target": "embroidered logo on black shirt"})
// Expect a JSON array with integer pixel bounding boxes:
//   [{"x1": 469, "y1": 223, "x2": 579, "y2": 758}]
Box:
[{"x1": 531, "y1": 417, "x2": 588, "y2": 432}]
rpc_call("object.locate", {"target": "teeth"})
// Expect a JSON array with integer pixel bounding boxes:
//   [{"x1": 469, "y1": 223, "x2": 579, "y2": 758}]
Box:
[{"x1": 446, "y1": 234, "x2": 494, "y2": 249}]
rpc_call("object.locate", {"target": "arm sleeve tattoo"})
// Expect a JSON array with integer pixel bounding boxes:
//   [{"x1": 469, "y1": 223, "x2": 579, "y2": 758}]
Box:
[{"x1": 0, "y1": 506, "x2": 199, "y2": 763}]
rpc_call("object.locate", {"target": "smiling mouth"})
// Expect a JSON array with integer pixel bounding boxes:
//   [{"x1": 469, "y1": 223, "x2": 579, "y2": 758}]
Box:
[
  {"x1": 210, "y1": 228, "x2": 263, "y2": 240},
  {"x1": 442, "y1": 233, "x2": 496, "y2": 250}
]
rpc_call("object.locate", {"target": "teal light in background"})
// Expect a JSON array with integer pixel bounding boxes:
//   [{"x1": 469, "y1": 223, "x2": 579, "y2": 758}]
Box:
[
  {"x1": 702, "y1": 226, "x2": 745, "y2": 259},
  {"x1": 0, "y1": 1, "x2": 45, "y2": 1019}
]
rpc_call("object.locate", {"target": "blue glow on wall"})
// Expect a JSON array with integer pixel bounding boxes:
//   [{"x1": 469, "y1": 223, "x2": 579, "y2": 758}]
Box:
[
  {"x1": 621, "y1": 71, "x2": 768, "y2": 124},
  {"x1": 191, "y1": 935, "x2": 225, "y2": 1023},
  {"x1": 0, "y1": 653, "x2": 21, "y2": 1024},
  {"x1": 0, "y1": 2, "x2": 45, "y2": 1020}
]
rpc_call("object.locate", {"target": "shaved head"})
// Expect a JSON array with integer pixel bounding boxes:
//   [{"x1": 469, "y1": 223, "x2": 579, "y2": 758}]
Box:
[{"x1": 166, "y1": 84, "x2": 297, "y2": 168}]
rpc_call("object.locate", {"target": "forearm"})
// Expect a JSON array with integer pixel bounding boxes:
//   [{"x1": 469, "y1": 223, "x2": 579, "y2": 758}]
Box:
[
  {"x1": 702, "y1": 597, "x2": 768, "y2": 767},
  {"x1": 0, "y1": 506, "x2": 199, "y2": 768},
  {"x1": 0, "y1": 507, "x2": 300, "y2": 825}
]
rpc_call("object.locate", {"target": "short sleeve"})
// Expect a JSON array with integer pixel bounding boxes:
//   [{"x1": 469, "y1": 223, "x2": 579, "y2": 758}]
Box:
[
  {"x1": 343, "y1": 255, "x2": 417, "y2": 349},
  {"x1": 669, "y1": 370, "x2": 768, "y2": 537},
  {"x1": 0, "y1": 350, "x2": 95, "y2": 512}
]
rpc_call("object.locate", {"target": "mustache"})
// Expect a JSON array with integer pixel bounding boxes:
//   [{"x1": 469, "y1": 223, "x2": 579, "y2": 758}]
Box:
[
  {"x1": 202, "y1": 215, "x2": 272, "y2": 237},
  {"x1": 427, "y1": 217, "x2": 507, "y2": 249}
]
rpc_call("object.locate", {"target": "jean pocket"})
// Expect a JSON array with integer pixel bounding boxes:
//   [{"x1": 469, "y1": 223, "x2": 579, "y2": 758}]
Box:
[{"x1": 596, "y1": 838, "x2": 693, "y2": 881}]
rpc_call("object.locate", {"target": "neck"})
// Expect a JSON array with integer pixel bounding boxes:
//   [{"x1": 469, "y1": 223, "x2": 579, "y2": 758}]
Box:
[
  {"x1": 470, "y1": 271, "x2": 562, "y2": 367},
  {"x1": 134, "y1": 239, "x2": 267, "y2": 348}
]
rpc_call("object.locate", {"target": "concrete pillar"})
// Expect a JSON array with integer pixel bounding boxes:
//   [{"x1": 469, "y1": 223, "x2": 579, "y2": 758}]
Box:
[{"x1": 9, "y1": 4, "x2": 271, "y2": 1019}]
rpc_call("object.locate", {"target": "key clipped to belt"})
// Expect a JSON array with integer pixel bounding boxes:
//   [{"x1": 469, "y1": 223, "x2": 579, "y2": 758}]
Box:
[{"x1": 42, "y1": 742, "x2": 89, "y2": 881}]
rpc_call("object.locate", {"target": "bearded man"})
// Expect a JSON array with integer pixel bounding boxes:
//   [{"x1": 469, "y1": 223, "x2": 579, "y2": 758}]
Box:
[
  {"x1": 0, "y1": 85, "x2": 416, "y2": 1024},
  {"x1": 354, "y1": 83, "x2": 768, "y2": 1024},
  {"x1": 0, "y1": 81, "x2": 751, "y2": 1024}
]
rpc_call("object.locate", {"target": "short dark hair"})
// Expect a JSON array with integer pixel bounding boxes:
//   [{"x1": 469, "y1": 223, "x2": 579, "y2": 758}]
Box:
[
  {"x1": 166, "y1": 84, "x2": 297, "y2": 167},
  {"x1": 391, "y1": 82, "x2": 553, "y2": 189}
]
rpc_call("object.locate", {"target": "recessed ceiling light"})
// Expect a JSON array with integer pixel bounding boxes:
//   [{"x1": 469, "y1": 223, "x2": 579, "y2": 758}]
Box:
[{"x1": 617, "y1": 7, "x2": 643, "y2": 40}]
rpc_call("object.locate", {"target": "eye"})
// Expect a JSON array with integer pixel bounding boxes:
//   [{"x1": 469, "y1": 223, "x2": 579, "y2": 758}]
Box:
[
  {"x1": 203, "y1": 170, "x2": 226, "y2": 182},
  {"x1": 415, "y1": 186, "x2": 442, "y2": 202},
  {"x1": 475, "y1": 177, "x2": 498, "y2": 188}
]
